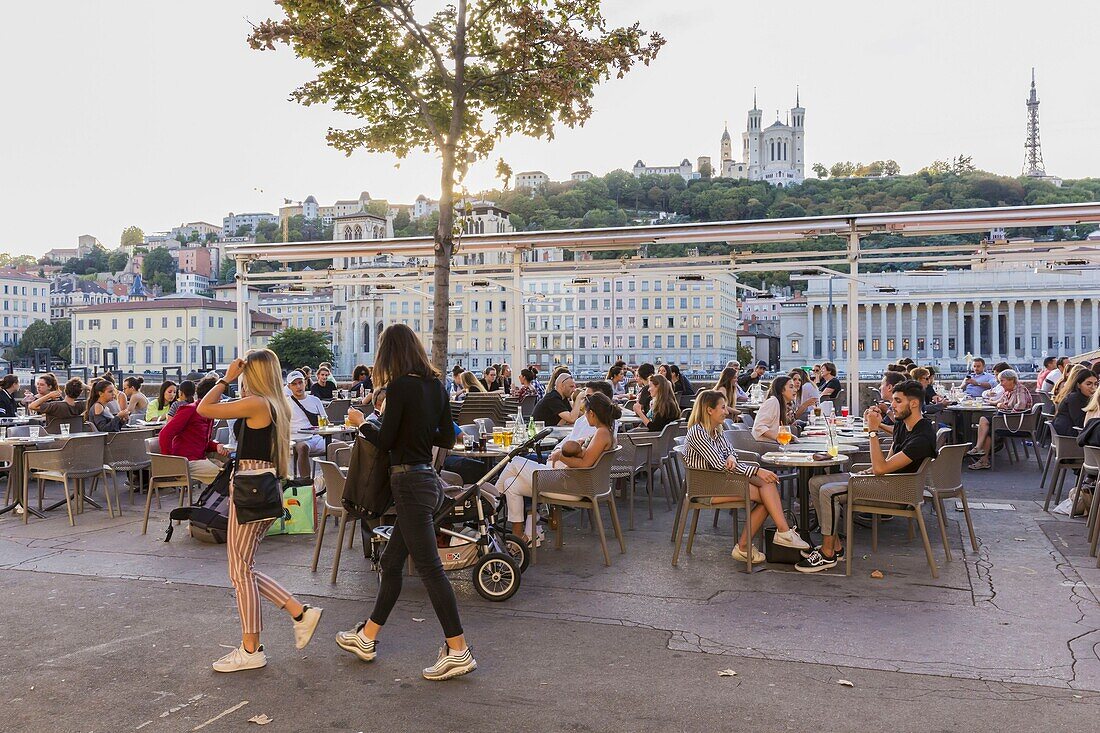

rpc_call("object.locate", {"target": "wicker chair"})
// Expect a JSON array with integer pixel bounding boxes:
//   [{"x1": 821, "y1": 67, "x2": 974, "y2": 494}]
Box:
[
  {"x1": 845, "y1": 459, "x2": 936, "y2": 578},
  {"x1": 325, "y1": 399, "x2": 352, "y2": 425},
  {"x1": 675, "y1": 466, "x2": 758, "y2": 572},
  {"x1": 141, "y1": 436, "x2": 194, "y2": 535},
  {"x1": 24, "y1": 433, "x2": 108, "y2": 527},
  {"x1": 311, "y1": 459, "x2": 356, "y2": 583},
  {"x1": 103, "y1": 428, "x2": 155, "y2": 515},
  {"x1": 611, "y1": 433, "x2": 653, "y2": 530},
  {"x1": 989, "y1": 403, "x2": 1043, "y2": 470},
  {"x1": 43, "y1": 415, "x2": 86, "y2": 436},
  {"x1": 456, "y1": 393, "x2": 513, "y2": 426},
  {"x1": 925, "y1": 443, "x2": 978, "y2": 561},
  {"x1": 1041, "y1": 425, "x2": 1084, "y2": 511},
  {"x1": 531, "y1": 447, "x2": 622, "y2": 566}
]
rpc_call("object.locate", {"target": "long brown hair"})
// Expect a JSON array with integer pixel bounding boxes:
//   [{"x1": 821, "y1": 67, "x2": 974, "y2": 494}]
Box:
[
  {"x1": 715, "y1": 366, "x2": 738, "y2": 402},
  {"x1": 461, "y1": 371, "x2": 486, "y2": 392},
  {"x1": 372, "y1": 323, "x2": 439, "y2": 387},
  {"x1": 240, "y1": 349, "x2": 292, "y2": 479},
  {"x1": 647, "y1": 374, "x2": 680, "y2": 423},
  {"x1": 1055, "y1": 365, "x2": 1092, "y2": 406}
]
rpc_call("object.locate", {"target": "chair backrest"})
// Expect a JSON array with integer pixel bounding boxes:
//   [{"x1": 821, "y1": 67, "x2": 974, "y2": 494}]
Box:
[
  {"x1": 519, "y1": 394, "x2": 537, "y2": 416},
  {"x1": 315, "y1": 459, "x2": 347, "y2": 510},
  {"x1": 105, "y1": 429, "x2": 157, "y2": 467},
  {"x1": 474, "y1": 417, "x2": 495, "y2": 434},
  {"x1": 333, "y1": 446, "x2": 352, "y2": 468},
  {"x1": 42, "y1": 415, "x2": 86, "y2": 435},
  {"x1": 56, "y1": 433, "x2": 108, "y2": 473},
  {"x1": 456, "y1": 393, "x2": 506, "y2": 425},
  {"x1": 850, "y1": 458, "x2": 932, "y2": 506},
  {"x1": 214, "y1": 426, "x2": 232, "y2": 446},
  {"x1": 1083, "y1": 445, "x2": 1100, "y2": 472},
  {"x1": 145, "y1": 435, "x2": 188, "y2": 478},
  {"x1": 739, "y1": 413, "x2": 754, "y2": 428},
  {"x1": 928, "y1": 443, "x2": 970, "y2": 491},
  {"x1": 7, "y1": 425, "x2": 30, "y2": 438},
  {"x1": 727, "y1": 429, "x2": 773, "y2": 455},
  {"x1": 325, "y1": 399, "x2": 352, "y2": 424},
  {"x1": 935, "y1": 427, "x2": 952, "y2": 451},
  {"x1": 685, "y1": 466, "x2": 750, "y2": 499}
]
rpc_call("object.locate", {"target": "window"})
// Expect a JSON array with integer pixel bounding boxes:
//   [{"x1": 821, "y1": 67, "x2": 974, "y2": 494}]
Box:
[
  {"x1": 857, "y1": 339, "x2": 865, "y2": 352},
  {"x1": 161, "y1": 344, "x2": 169, "y2": 362},
  {"x1": 176, "y1": 344, "x2": 183, "y2": 362},
  {"x1": 162, "y1": 317, "x2": 168, "y2": 328},
  {"x1": 871, "y1": 338, "x2": 880, "y2": 351},
  {"x1": 145, "y1": 345, "x2": 152, "y2": 363},
  {"x1": 111, "y1": 319, "x2": 117, "y2": 329},
  {"x1": 1031, "y1": 336, "x2": 1038, "y2": 350},
  {"x1": 949, "y1": 337, "x2": 957, "y2": 351},
  {"x1": 177, "y1": 317, "x2": 183, "y2": 328},
  {"x1": 917, "y1": 338, "x2": 925, "y2": 351},
  {"x1": 128, "y1": 318, "x2": 134, "y2": 329},
  {"x1": 791, "y1": 339, "x2": 800, "y2": 353},
  {"x1": 191, "y1": 316, "x2": 197, "y2": 327},
  {"x1": 146, "y1": 318, "x2": 152, "y2": 329},
  {"x1": 902, "y1": 338, "x2": 910, "y2": 351},
  {"x1": 89, "y1": 319, "x2": 100, "y2": 329},
  {"x1": 127, "y1": 345, "x2": 135, "y2": 363},
  {"x1": 933, "y1": 338, "x2": 941, "y2": 351}
]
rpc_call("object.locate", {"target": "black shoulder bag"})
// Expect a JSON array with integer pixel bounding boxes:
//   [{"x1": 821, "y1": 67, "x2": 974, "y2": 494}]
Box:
[{"x1": 232, "y1": 411, "x2": 285, "y2": 524}]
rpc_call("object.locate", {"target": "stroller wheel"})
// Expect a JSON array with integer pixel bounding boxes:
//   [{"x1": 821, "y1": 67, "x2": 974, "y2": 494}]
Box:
[
  {"x1": 504, "y1": 533, "x2": 532, "y2": 573},
  {"x1": 472, "y1": 553, "x2": 520, "y2": 602}
]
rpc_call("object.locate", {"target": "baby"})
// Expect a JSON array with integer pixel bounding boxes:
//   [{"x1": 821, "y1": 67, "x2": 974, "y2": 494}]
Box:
[{"x1": 559, "y1": 439, "x2": 584, "y2": 458}]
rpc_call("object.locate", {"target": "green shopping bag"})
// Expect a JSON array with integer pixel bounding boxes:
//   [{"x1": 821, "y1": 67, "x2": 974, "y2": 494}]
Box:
[{"x1": 267, "y1": 480, "x2": 316, "y2": 536}]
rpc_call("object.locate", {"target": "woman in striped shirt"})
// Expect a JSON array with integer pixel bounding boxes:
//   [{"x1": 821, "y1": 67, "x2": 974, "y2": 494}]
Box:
[{"x1": 686, "y1": 390, "x2": 810, "y2": 563}]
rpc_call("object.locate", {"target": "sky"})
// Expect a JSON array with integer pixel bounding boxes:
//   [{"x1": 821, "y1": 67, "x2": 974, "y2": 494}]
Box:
[{"x1": 1, "y1": 1, "x2": 1097, "y2": 256}]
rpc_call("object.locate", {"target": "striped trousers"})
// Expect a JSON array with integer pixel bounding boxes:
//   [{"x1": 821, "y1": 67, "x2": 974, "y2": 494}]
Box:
[{"x1": 227, "y1": 460, "x2": 294, "y2": 635}]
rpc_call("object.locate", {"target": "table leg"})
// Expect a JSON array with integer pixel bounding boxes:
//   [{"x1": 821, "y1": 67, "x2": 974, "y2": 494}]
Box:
[{"x1": 798, "y1": 466, "x2": 811, "y2": 531}]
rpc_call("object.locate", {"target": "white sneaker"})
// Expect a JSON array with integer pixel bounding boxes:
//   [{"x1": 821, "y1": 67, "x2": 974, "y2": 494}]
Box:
[
  {"x1": 422, "y1": 644, "x2": 477, "y2": 681},
  {"x1": 731, "y1": 544, "x2": 766, "y2": 564},
  {"x1": 772, "y1": 529, "x2": 811, "y2": 551},
  {"x1": 212, "y1": 644, "x2": 267, "y2": 673},
  {"x1": 292, "y1": 605, "x2": 323, "y2": 649},
  {"x1": 335, "y1": 622, "x2": 377, "y2": 663}
]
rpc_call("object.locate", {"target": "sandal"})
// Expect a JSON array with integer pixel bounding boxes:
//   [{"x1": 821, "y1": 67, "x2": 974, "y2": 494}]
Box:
[
  {"x1": 968, "y1": 460, "x2": 990, "y2": 470},
  {"x1": 966, "y1": 448, "x2": 985, "y2": 457}
]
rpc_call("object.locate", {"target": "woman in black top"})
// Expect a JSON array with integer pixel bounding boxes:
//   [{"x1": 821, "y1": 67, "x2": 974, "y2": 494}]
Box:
[
  {"x1": 667, "y1": 364, "x2": 694, "y2": 397},
  {"x1": 84, "y1": 379, "x2": 131, "y2": 432},
  {"x1": 349, "y1": 364, "x2": 373, "y2": 401},
  {"x1": 1052, "y1": 366, "x2": 1097, "y2": 436},
  {"x1": 0, "y1": 375, "x2": 20, "y2": 418},
  {"x1": 342, "y1": 323, "x2": 476, "y2": 681},
  {"x1": 197, "y1": 349, "x2": 321, "y2": 673}
]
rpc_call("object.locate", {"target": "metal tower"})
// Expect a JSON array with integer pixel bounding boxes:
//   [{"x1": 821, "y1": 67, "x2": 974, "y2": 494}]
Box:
[{"x1": 1023, "y1": 68, "x2": 1046, "y2": 177}]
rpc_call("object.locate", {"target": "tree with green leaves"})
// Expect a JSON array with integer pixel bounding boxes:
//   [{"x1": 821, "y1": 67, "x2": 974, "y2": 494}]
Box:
[
  {"x1": 107, "y1": 249, "x2": 129, "y2": 272},
  {"x1": 268, "y1": 327, "x2": 335, "y2": 371},
  {"x1": 142, "y1": 247, "x2": 177, "y2": 294},
  {"x1": 249, "y1": 0, "x2": 664, "y2": 371},
  {"x1": 811, "y1": 163, "x2": 828, "y2": 179},
  {"x1": 16, "y1": 319, "x2": 72, "y2": 363},
  {"x1": 120, "y1": 226, "x2": 145, "y2": 248}
]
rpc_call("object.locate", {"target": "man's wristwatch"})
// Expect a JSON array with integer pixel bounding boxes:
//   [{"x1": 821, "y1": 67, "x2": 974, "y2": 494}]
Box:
[{"x1": 867, "y1": 431, "x2": 879, "y2": 439}]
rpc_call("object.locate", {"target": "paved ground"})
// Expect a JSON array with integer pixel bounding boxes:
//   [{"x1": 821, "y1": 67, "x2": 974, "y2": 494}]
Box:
[{"x1": 2, "y1": 455, "x2": 1099, "y2": 731}]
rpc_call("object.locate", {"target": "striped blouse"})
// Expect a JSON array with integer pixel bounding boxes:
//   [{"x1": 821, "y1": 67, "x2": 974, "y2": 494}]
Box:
[{"x1": 684, "y1": 424, "x2": 759, "y2": 477}]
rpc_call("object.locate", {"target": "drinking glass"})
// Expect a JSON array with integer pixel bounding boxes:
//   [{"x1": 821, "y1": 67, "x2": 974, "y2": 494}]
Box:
[
  {"x1": 777, "y1": 425, "x2": 792, "y2": 454},
  {"x1": 840, "y1": 405, "x2": 850, "y2": 419},
  {"x1": 16, "y1": 407, "x2": 26, "y2": 419},
  {"x1": 827, "y1": 443, "x2": 839, "y2": 458},
  {"x1": 492, "y1": 428, "x2": 504, "y2": 446},
  {"x1": 502, "y1": 430, "x2": 513, "y2": 447},
  {"x1": 60, "y1": 423, "x2": 71, "y2": 437},
  {"x1": 29, "y1": 426, "x2": 41, "y2": 439}
]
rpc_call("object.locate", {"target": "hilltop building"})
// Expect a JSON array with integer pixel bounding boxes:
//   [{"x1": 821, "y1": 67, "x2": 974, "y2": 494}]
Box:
[{"x1": 720, "y1": 90, "x2": 805, "y2": 186}]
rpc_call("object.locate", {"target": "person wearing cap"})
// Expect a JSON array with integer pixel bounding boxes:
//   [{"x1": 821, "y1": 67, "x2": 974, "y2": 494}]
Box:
[
  {"x1": 285, "y1": 370, "x2": 326, "y2": 477},
  {"x1": 738, "y1": 361, "x2": 768, "y2": 391}
]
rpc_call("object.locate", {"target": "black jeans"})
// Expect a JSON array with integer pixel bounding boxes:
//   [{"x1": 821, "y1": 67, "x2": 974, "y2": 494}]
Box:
[{"x1": 369, "y1": 468, "x2": 464, "y2": 638}]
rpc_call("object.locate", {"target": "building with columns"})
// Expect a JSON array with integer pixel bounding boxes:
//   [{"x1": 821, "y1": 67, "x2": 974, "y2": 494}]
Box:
[{"x1": 779, "y1": 267, "x2": 1100, "y2": 373}]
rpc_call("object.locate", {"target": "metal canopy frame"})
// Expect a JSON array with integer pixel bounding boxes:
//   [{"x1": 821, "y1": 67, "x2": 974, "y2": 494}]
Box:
[{"x1": 228, "y1": 202, "x2": 1100, "y2": 413}]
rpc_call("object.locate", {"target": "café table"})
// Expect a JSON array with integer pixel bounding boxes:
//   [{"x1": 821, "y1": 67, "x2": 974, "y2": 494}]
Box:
[
  {"x1": 0, "y1": 435, "x2": 62, "y2": 521},
  {"x1": 759, "y1": 450, "x2": 850, "y2": 531},
  {"x1": 946, "y1": 403, "x2": 998, "y2": 444}
]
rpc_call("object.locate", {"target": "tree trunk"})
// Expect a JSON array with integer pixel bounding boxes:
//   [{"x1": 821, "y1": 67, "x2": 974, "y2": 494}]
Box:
[{"x1": 431, "y1": 145, "x2": 456, "y2": 374}]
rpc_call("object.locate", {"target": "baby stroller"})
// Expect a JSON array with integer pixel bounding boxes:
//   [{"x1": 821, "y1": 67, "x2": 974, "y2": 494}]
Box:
[{"x1": 368, "y1": 427, "x2": 553, "y2": 602}]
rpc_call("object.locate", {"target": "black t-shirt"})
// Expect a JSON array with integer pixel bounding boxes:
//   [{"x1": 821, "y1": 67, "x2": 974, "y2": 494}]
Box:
[
  {"x1": 737, "y1": 373, "x2": 761, "y2": 391},
  {"x1": 638, "y1": 385, "x2": 652, "y2": 412},
  {"x1": 889, "y1": 417, "x2": 938, "y2": 473},
  {"x1": 924, "y1": 384, "x2": 937, "y2": 404},
  {"x1": 533, "y1": 390, "x2": 572, "y2": 427},
  {"x1": 820, "y1": 377, "x2": 842, "y2": 401},
  {"x1": 310, "y1": 382, "x2": 336, "y2": 400},
  {"x1": 362, "y1": 374, "x2": 453, "y2": 465}
]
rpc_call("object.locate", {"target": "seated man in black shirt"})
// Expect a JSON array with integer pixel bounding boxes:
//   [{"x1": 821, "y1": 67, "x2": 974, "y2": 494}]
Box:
[
  {"x1": 817, "y1": 361, "x2": 842, "y2": 403},
  {"x1": 737, "y1": 361, "x2": 767, "y2": 391},
  {"x1": 532, "y1": 372, "x2": 583, "y2": 427},
  {"x1": 797, "y1": 380, "x2": 938, "y2": 573}
]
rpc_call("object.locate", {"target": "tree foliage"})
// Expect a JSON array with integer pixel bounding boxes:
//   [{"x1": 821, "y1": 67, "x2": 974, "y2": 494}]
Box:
[
  {"x1": 268, "y1": 327, "x2": 335, "y2": 371},
  {"x1": 248, "y1": 0, "x2": 664, "y2": 371},
  {"x1": 61, "y1": 244, "x2": 111, "y2": 275},
  {"x1": 120, "y1": 226, "x2": 145, "y2": 248},
  {"x1": 142, "y1": 247, "x2": 177, "y2": 294},
  {"x1": 107, "y1": 250, "x2": 129, "y2": 272},
  {"x1": 16, "y1": 320, "x2": 71, "y2": 362}
]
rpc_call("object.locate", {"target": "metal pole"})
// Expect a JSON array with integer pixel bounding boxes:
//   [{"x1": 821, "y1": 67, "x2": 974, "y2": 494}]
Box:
[
  {"x1": 847, "y1": 230, "x2": 861, "y2": 415},
  {"x1": 827, "y1": 277, "x2": 834, "y2": 360},
  {"x1": 510, "y1": 251, "x2": 524, "y2": 370},
  {"x1": 235, "y1": 256, "x2": 249, "y2": 362}
]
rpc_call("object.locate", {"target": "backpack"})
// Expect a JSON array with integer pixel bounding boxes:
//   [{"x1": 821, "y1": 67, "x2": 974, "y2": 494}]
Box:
[
  {"x1": 342, "y1": 423, "x2": 392, "y2": 520},
  {"x1": 165, "y1": 460, "x2": 233, "y2": 544}
]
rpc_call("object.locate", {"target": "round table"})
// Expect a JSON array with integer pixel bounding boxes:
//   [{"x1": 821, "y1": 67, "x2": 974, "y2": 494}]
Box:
[
  {"x1": 760, "y1": 450, "x2": 850, "y2": 531},
  {"x1": 946, "y1": 403, "x2": 997, "y2": 444}
]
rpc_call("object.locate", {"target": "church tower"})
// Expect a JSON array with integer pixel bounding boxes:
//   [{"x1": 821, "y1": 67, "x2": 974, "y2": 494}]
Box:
[
  {"x1": 720, "y1": 124, "x2": 733, "y2": 167},
  {"x1": 790, "y1": 87, "x2": 805, "y2": 182},
  {"x1": 744, "y1": 89, "x2": 763, "y2": 178}
]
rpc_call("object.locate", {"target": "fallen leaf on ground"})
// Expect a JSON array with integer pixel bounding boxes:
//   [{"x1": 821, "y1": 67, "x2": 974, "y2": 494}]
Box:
[
  {"x1": 870, "y1": 570, "x2": 884, "y2": 579},
  {"x1": 718, "y1": 669, "x2": 737, "y2": 677},
  {"x1": 248, "y1": 714, "x2": 273, "y2": 725},
  {"x1": 837, "y1": 679, "x2": 854, "y2": 687}
]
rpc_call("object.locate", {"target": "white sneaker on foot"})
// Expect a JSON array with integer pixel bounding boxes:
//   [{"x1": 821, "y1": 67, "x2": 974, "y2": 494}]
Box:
[
  {"x1": 335, "y1": 622, "x2": 377, "y2": 662},
  {"x1": 292, "y1": 605, "x2": 322, "y2": 649},
  {"x1": 422, "y1": 645, "x2": 477, "y2": 681},
  {"x1": 212, "y1": 644, "x2": 267, "y2": 673},
  {"x1": 731, "y1": 544, "x2": 766, "y2": 564},
  {"x1": 773, "y1": 529, "x2": 810, "y2": 551}
]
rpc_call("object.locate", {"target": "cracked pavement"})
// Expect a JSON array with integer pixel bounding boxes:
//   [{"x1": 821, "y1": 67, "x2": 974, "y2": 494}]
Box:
[{"x1": 2, "y1": 458, "x2": 1099, "y2": 730}]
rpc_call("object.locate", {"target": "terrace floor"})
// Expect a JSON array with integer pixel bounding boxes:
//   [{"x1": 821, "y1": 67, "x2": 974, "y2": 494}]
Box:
[{"x1": 1, "y1": 456, "x2": 1098, "y2": 731}]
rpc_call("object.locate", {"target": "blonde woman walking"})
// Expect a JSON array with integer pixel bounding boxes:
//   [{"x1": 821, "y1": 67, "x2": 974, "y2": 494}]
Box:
[{"x1": 197, "y1": 349, "x2": 322, "y2": 672}]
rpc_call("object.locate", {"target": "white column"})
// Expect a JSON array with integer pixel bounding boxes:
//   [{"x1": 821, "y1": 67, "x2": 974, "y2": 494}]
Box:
[
  {"x1": 972, "y1": 300, "x2": 982, "y2": 357},
  {"x1": 864, "y1": 303, "x2": 873, "y2": 362},
  {"x1": 990, "y1": 300, "x2": 1001, "y2": 359},
  {"x1": 895, "y1": 303, "x2": 904, "y2": 358},
  {"x1": 880, "y1": 303, "x2": 889, "y2": 359},
  {"x1": 1040, "y1": 300, "x2": 1049, "y2": 356},
  {"x1": 835, "y1": 303, "x2": 844, "y2": 361},
  {"x1": 1073, "y1": 299, "x2": 1083, "y2": 355},
  {"x1": 235, "y1": 256, "x2": 249, "y2": 360},
  {"x1": 847, "y1": 231, "x2": 860, "y2": 414},
  {"x1": 1006, "y1": 299, "x2": 1017, "y2": 361},
  {"x1": 1092, "y1": 299, "x2": 1099, "y2": 351},
  {"x1": 806, "y1": 304, "x2": 815, "y2": 360},
  {"x1": 925, "y1": 302, "x2": 935, "y2": 360},
  {"x1": 941, "y1": 301, "x2": 951, "y2": 361},
  {"x1": 510, "y1": 255, "x2": 525, "y2": 369},
  {"x1": 956, "y1": 300, "x2": 966, "y2": 359},
  {"x1": 1023, "y1": 300, "x2": 1033, "y2": 361},
  {"x1": 1057, "y1": 299, "x2": 1066, "y2": 354},
  {"x1": 911, "y1": 303, "x2": 920, "y2": 360}
]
